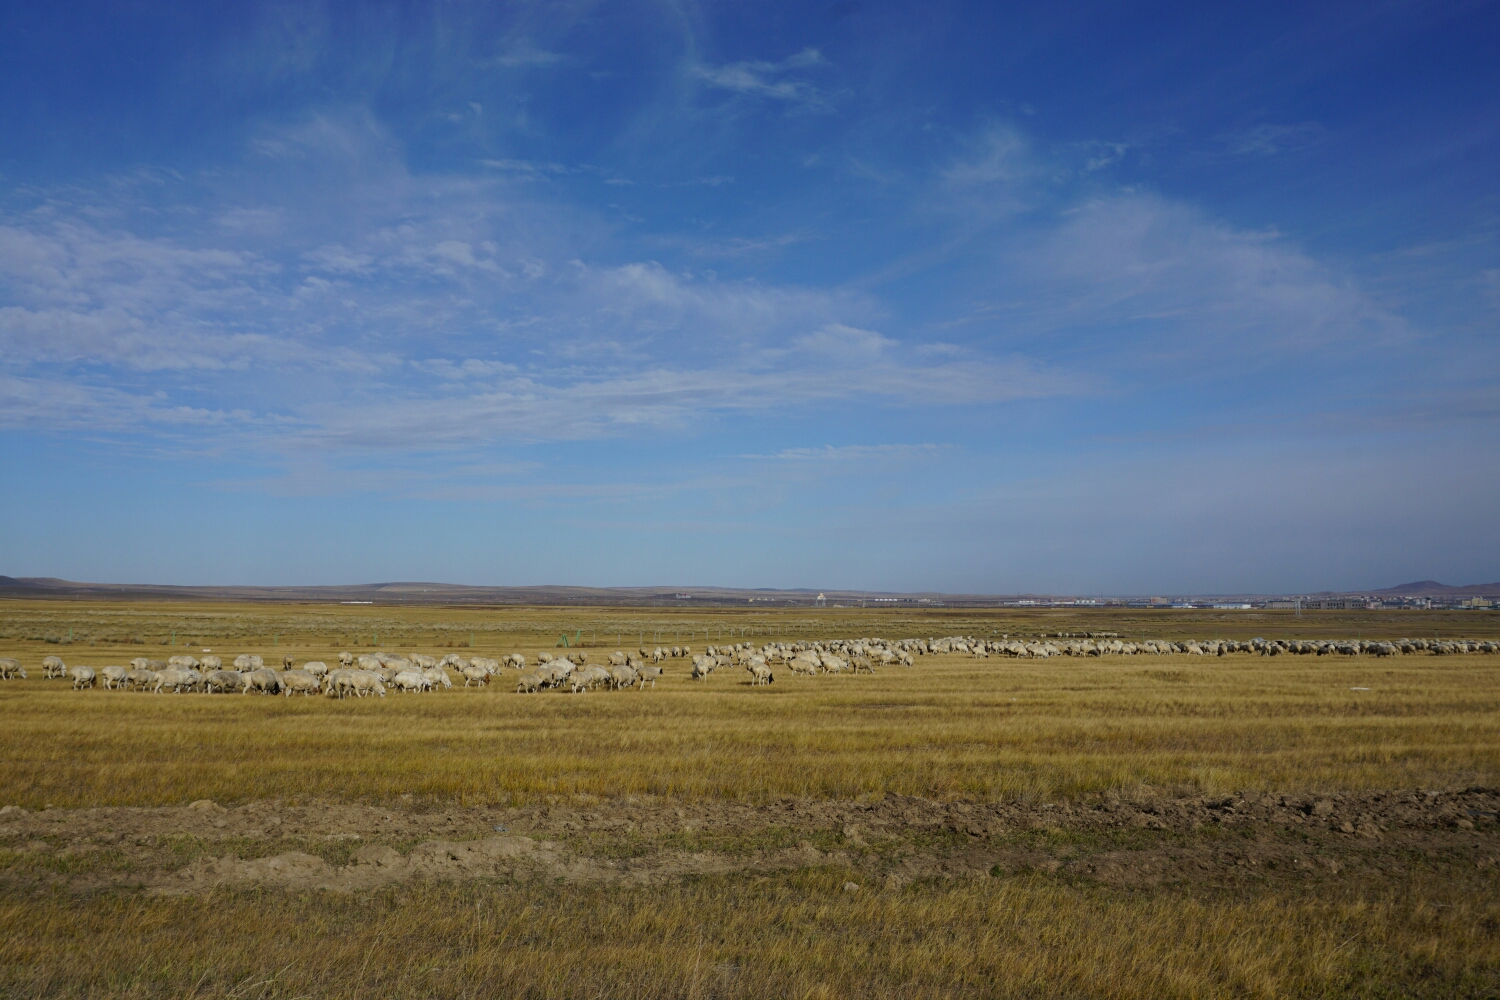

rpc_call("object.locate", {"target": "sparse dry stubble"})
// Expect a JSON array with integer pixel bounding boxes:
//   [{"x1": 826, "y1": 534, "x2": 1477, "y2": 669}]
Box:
[
  {"x1": 1, "y1": 600, "x2": 1498, "y2": 998},
  {"x1": 1, "y1": 646, "x2": 1498, "y2": 807}
]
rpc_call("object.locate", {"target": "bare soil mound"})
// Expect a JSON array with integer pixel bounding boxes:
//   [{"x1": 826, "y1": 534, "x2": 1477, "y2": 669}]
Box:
[{"x1": 3, "y1": 788, "x2": 1495, "y2": 898}]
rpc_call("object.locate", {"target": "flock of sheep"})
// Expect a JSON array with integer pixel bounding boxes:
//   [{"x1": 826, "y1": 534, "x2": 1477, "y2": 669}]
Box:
[
  {"x1": 0, "y1": 647, "x2": 676, "y2": 696},
  {"x1": 932, "y1": 635, "x2": 1500, "y2": 658},
  {"x1": 0, "y1": 633, "x2": 1494, "y2": 696}
]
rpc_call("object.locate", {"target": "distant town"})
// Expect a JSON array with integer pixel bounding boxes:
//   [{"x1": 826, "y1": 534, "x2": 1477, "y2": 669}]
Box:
[{"x1": 802, "y1": 595, "x2": 1493, "y2": 611}]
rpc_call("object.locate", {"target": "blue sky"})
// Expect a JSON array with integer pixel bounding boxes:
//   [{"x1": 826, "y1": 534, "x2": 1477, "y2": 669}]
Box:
[{"x1": 1, "y1": 1, "x2": 1496, "y2": 593}]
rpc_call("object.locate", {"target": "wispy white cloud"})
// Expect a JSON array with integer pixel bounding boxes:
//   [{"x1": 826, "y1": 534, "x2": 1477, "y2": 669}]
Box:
[
  {"x1": 409, "y1": 358, "x2": 520, "y2": 380},
  {"x1": 491, "y1": 38, "x2": 563, "y2": 69},
  {"x1": 694, "y1": 48, "x2": 830, "y2": 108},
  {"x1": 482, "y1": 158, "x2": 573, "y2": 176},
  {"x1": 0, "y1": 373, "x2": 264, "y2": 433},
  {"x1": 684, "y1": 231, "x2": 806, "y2": 258},
  {"x1": 213, "y1": 207, "x2": 286, "y2": 236},
  {"x1": 290, "y1": 344, "x2": 1078, "y2": 451},
  {"x1": 1011, "y1": 193, "x2": 1405, "y2": 362},
  {"x1": 0, "y1": 172, "x2": 1082, "y2": 457},
  {"x1": 1220, "y1": 122, "x2": 1326, "y2": 157},
  {"x1": 942, "y1": 126, "x2": 1038, "y2": 189},
  {"x1": 746, "y1": 443, "x2": 951, "y2": 462}
]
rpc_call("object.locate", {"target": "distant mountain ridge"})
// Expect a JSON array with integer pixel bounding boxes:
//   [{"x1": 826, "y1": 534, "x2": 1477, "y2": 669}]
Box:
[
  {"x1": 0, "y1": 577, "x2": 949, "y2": 606},
  {"x1": 1371, "y1": 580, "x2": 1500, "y2": 597},
  {"x1": 0, "y1": 575, "x2": 1495, "y2": 603}
]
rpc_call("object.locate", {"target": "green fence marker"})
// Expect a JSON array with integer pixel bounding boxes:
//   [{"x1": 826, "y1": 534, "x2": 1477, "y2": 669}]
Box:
[
  {"x1": 171, "y1": 631, "x2": 176, "y2": 645},
  {"x1": 470, "y1": 632, "x2": 475, "y2": 648}
]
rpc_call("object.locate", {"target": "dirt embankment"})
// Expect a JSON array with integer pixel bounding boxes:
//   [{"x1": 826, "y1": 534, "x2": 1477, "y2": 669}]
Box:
[{"x1": 2, "y1": 789, "x2": 1496, "y2": 897}]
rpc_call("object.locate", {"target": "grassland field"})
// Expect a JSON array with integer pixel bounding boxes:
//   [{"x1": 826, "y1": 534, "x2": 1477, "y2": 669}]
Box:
[{"x1": 1, "y1": 599, "x2": 1497, "y2": 999}]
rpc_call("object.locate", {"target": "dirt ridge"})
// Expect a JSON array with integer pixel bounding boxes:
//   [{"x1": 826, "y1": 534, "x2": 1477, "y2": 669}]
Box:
[{"x1": 3, "y1": 789, "x2": 1496, "y2": 898}]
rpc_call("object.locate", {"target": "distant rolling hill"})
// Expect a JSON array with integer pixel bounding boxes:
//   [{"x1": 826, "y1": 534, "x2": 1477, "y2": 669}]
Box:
[
  {"x1": 0, "y1": 576, "x2": 974, "y2": 606},
  {"x1": 2, "y1": 575, "x2": 1495, "y2": 604},
  {"x1": 1372, "y1": 580, "x2": 1500, "y2": 597}
]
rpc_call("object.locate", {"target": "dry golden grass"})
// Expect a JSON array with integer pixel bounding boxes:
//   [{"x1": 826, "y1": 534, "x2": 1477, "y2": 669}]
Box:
[
  {"x1": 1, "y1": 613, "x2": 1498, "y2": 808},
  {"x1": 1, "y1": 598, "x2": 1492, "y2": 654},
  {"x1": 3, "y1": 600, "x2": 1498, "y2": 998},
  {"x1": 2, "y1": 872, "x2": 1495, "y2": 999}
]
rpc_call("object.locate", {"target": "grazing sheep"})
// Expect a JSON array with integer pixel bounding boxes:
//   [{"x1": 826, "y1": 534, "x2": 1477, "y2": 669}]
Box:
[
  {"x1": 0, "y1": 658, "x2": 25, "y2": 680},
  {"x1": 152, "y1": 668, "x2": 198, "y2": 694},
  {"x1": 538, "y1": 661, "x2": 574, "y2": 688},
  {"x1": 516, "y1": 673, "x2": 542, "y2": 694},
  {"x1": 421, "y1": 667, "x2": 453, "y2": 690},
  {"x1": 42, "y1": 655, "x2": 67, "y2": 678},
  {"x1": 199, "y1": 655, "x2": 222, "y2": 671},
  {"x1": 348, "y1": 670, "x2": 386, "y2": 698},
  {"x1": 283, "y1": 654, "x2": 296, "y2": 669},
  {"x1": 244, "y1": 668, "x2": 283, "y2": 696},
  {"x1": 636, "y1": 664, "x2": 664, "y2": 689},
  {"x1": 280, "y1": 670, "x2": 322, "y2": 696},
  {"x1": 70, "y1": 665, "x2": 97, "y2": 690},
  {"x1": 392, "y1": 670, "x2": 431, "y2": 693},
  {"x1": 569, "y1": 666, "x2": 608, "y2": 693},
  {"x1": 338, "y1": 651, "x2": 355, "y2": 667},
  {"x1": 323, "y1": 669, "x2": 356, "y2": 699},
  {"x1": 746, "y1": 662, "x2": 774, "y2": 686},
  {"x1": 205, "y1": 669, "x2": 248, "y2": 694},
  {"x1": 99, "y1": 665, "x2": 129, "y2": 690},
  {"x1": 461, "y1": 665, "x2": 490, "y2": 688},
  {"x1": 409, "y1": 654, "x2": 438, "y2": 669},
  {"x1": 503, "y1": 653, "x2": 526, "y2": 670},
  {"x1": 301, "y1": 661, "x2": 329, "y2": 679},
  {"x1": 125, "y1": 668, "x2": 158, "y2": 691},
  {"x1": 608, "y1": 651, "x2": 627, "y2": 667},
  {"x1": 608, "y1": 665, "x2": 639, "y2": 690},
  {"x1": 788, "y1": 654, "x2": 820, "y2": 676},
  {"x1": 126, "y1": 668, "x2": 159, "y2": 692},
  {"x1": 167, "y1": 655, "x2": 200, "y2": 669}
]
